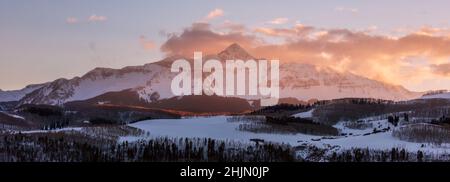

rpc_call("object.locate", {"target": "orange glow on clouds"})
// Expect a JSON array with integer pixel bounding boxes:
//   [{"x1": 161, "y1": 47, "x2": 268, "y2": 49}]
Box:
[{"x1": 160, "y1": 22, "x2": 450, "y2": 91}]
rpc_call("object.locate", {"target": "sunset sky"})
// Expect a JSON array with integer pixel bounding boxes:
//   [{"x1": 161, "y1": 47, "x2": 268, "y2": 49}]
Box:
[{"x1": 1, "y1": 0, "x2": 450, "y2": 91}]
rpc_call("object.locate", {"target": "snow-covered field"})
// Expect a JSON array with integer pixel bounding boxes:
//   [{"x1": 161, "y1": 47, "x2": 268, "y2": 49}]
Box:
[
  {"x1": 292, "y1": 109, "x2": 314, "y2": 118},
  {"x1": 126, "y1": 116, "x2": 450, "y2": 154},
  {"x1": 126, "y1": 116, "x2": 316, "y2": 144},
  {"x1": 0, "y1": 111, "x2": 25, "y2": 120}
]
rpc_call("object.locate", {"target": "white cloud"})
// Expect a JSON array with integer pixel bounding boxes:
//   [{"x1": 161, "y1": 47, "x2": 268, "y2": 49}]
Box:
[
  {"x1": 65, "y1": 17, "x2": 79, "y2": 24},
  {"x1": 219, "y1": 20, "x2": 246, "y2": 32},
  {"x1": 267, "y1": 17, "x2": 289, "y2": 25},
  {"x1": 367, "y1": 25, "x2": 378, "y2": 31},
  {"x1": 88, "y1": 14, "x2": 107, "y2": 22},
  {"x1": 139, "y1": 35, "x2": 156, "y2": 50},
  {"x1": 335, "y1": 6, "x2": 359, "y2": 13},
  {"x1": 205, "y1": 8, "x2": 224, "y2": 21}
]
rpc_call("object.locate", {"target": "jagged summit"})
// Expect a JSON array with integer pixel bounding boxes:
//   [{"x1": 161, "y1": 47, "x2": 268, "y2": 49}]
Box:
[
  {"x1": 154, "y1": 54, "x2": 189, "y2": 67},
  {"x1": 218, "y1": 43, "x2": 255, "y2": 60},
  {"x1": 82, "y1": 67, "x2": 115, "y2": 78},
  {"x1": 155, "y1": 43, "x2": 255, "y2": 67}
]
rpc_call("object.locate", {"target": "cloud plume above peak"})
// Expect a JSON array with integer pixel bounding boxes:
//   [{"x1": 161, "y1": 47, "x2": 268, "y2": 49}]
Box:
[
  {"x1": 161, "y1": 23, "x2": 260, "y2": 57},
  {"x1": 431, "y1": 63, "x2": 450, "y2": 76},
  {"x1": 160, "y1": 22, "x2": 450, "y2": 91}
]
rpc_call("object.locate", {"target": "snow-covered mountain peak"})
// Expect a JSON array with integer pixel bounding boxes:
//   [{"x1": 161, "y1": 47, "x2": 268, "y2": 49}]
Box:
[
  {"x1": 0, "y1": 83, "x2": 45, "y2": 102},
  {"x1": 153, "y1": 55, "x2": 191, "y2": 68},
  {"x1": 279, "y1": 63, "x2": 422, "y2": 101},
  {"x1": 6, "y1": 43, "x2": 425, "y2": 106},
  {"x1": 18, "y1": 63, "x2": 175, "y2": 105},
  {"x1": 82, "y1": 67, "x2": 115, "y2": 79},
  {"x1": 218, "y1": 43, "x2": 255, "y2": 60}
]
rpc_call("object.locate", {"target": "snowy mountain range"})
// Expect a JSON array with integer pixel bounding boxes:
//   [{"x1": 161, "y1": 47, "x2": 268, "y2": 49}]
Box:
[
  {"x1": 0, "y1": 84, "x2": 44, "y2": 102},
  {"x1": 1, "y1": 43, "x2": 426, "y2": 106},
  {"x1": 279, "y1": 63, "x2": 422, "y2": 101}
]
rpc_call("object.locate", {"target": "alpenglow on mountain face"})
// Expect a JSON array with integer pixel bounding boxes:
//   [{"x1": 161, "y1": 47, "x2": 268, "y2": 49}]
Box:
[
  {"x1": 1, "y1": 43, "x2": 422, "y2": 106},
  {"x1": 217, "y1": 43, "x2": 256, "y2": 60}
]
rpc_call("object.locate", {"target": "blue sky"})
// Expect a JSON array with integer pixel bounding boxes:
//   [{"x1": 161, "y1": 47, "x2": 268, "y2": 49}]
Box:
[{"x1": 1, "y1": 0, "x2": 450, "y2": 91}]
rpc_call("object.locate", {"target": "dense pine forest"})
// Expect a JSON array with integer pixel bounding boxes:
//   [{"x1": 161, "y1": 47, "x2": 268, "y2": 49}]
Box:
[{"x1": 0, "y1": 132, "x2": 295, "y2": 162}]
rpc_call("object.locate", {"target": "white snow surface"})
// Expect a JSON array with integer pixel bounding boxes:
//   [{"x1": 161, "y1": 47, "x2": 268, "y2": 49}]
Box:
[
  {"x1": 0, "y1": 111, "x2": 25, "y2": 120},
  {"x1": 0, "y1": 84, "x2": 43, "y2": 102},
  {"x1": 69, "y1": 64, "x2": 176, "y2": 102},
  {"x1": 292, "y1": 109, "x2": 315, "y2": 118},
  {"x1": 279, "y1": 63, "x2": 422, "y2": 101},
  {"x1": 127, "y1": 116, "x2": 314, "y2": 144},
  {"x1": 15, "y1": 60, "x2": 423, "y2": 105},
  {"x1": 421, "y1": 92, "x2": 450, "y2": 99},
  {"x1": 18, "y1": 64, "x2": 177, "y2": 105},
  {"x1": 126, "y1": 116, "x2": 450, "y2": 154}
]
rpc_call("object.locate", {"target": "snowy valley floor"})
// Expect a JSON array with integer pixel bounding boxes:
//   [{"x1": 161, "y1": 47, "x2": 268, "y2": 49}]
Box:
[
  {"x1": 5, "y1": 113, "x2": 450, "y2": 162},
  {"x1": 122, "y1": 115, "x2": 450, "y2": 160}
]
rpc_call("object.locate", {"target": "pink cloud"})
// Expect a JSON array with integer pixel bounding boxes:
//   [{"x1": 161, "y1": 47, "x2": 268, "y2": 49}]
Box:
[
  {"x1": 161, "y1": 23, "x2": 259, "y2": 57},
  {"x1": 65, "y1": 17, "x2": 79, "y2": 24},
  {"x1": 160, "y1": 22, "x2": 450, "y2": 87},
  {"x1": 335, "y1": 6, "x2": 359, "y2": 13},
  {"x1": 139, "y1": 35, "x2": 156, "y2": 50},
  {"x1": 88, "y1": 14, "x2": 107, "y2": 22},
  {"x1": 205, "y1": 8, "x2": 224, "y2": 21},
  {"x1": 267, "y1": 17, "x2": 289, "y2": 25},
  {"x1": 431, "y1": 63, "x2": 450, "y2": 76}
]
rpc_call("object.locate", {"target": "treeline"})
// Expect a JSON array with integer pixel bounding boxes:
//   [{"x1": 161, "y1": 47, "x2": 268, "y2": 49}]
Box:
[
  {"x1": 0, "y1": 133, "x2": 296, "y2": 162},
  {"x1": 265, "y1": 116, "x2": 315, "y2": 125},
  {"x1": 17, "y1": 104, "x2": 63, "y2": 116},
  {"x1": 431, "y1": 115, "x2": 450, "y2": 125},
  {"x1": 3, "y1": 131, "x2": 450, "y2": 162},
  {"x1": 251, "y1": 98, "x2": 450, "y2": 126},
  {"x1": 41, "y1": 120, "x2": 70, "y2": 130},
  {"x1": 314, "y1": 98, "x2": 396, "y2": 105},
  {"x1": 252, "y1": 104, "x2": 312, "y2": 113},
  {"x1": 12, "y1": 104, "x2": 180, "y2": 130},
  {"x1": 328, "y1": 148, "x2": 425, "y2": 162},
  {"x1": 254, "y1": 98, "x2": 397, "y2": 114},
  {"x1": 422, "y1": 90, "x2": 447, "y2": 96},
  {"x1": 392, "y1": 124, "x2": 450, "y2": 145},
  {"x1": 238, "y1": 116, "x2": 339, "y2": 136},
  {"x1": 15, "y1": 104, "x2": 72, "y2": 130},
  {"x1": 410, "y1": 106, "x2": 450, "y2": 121}
]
